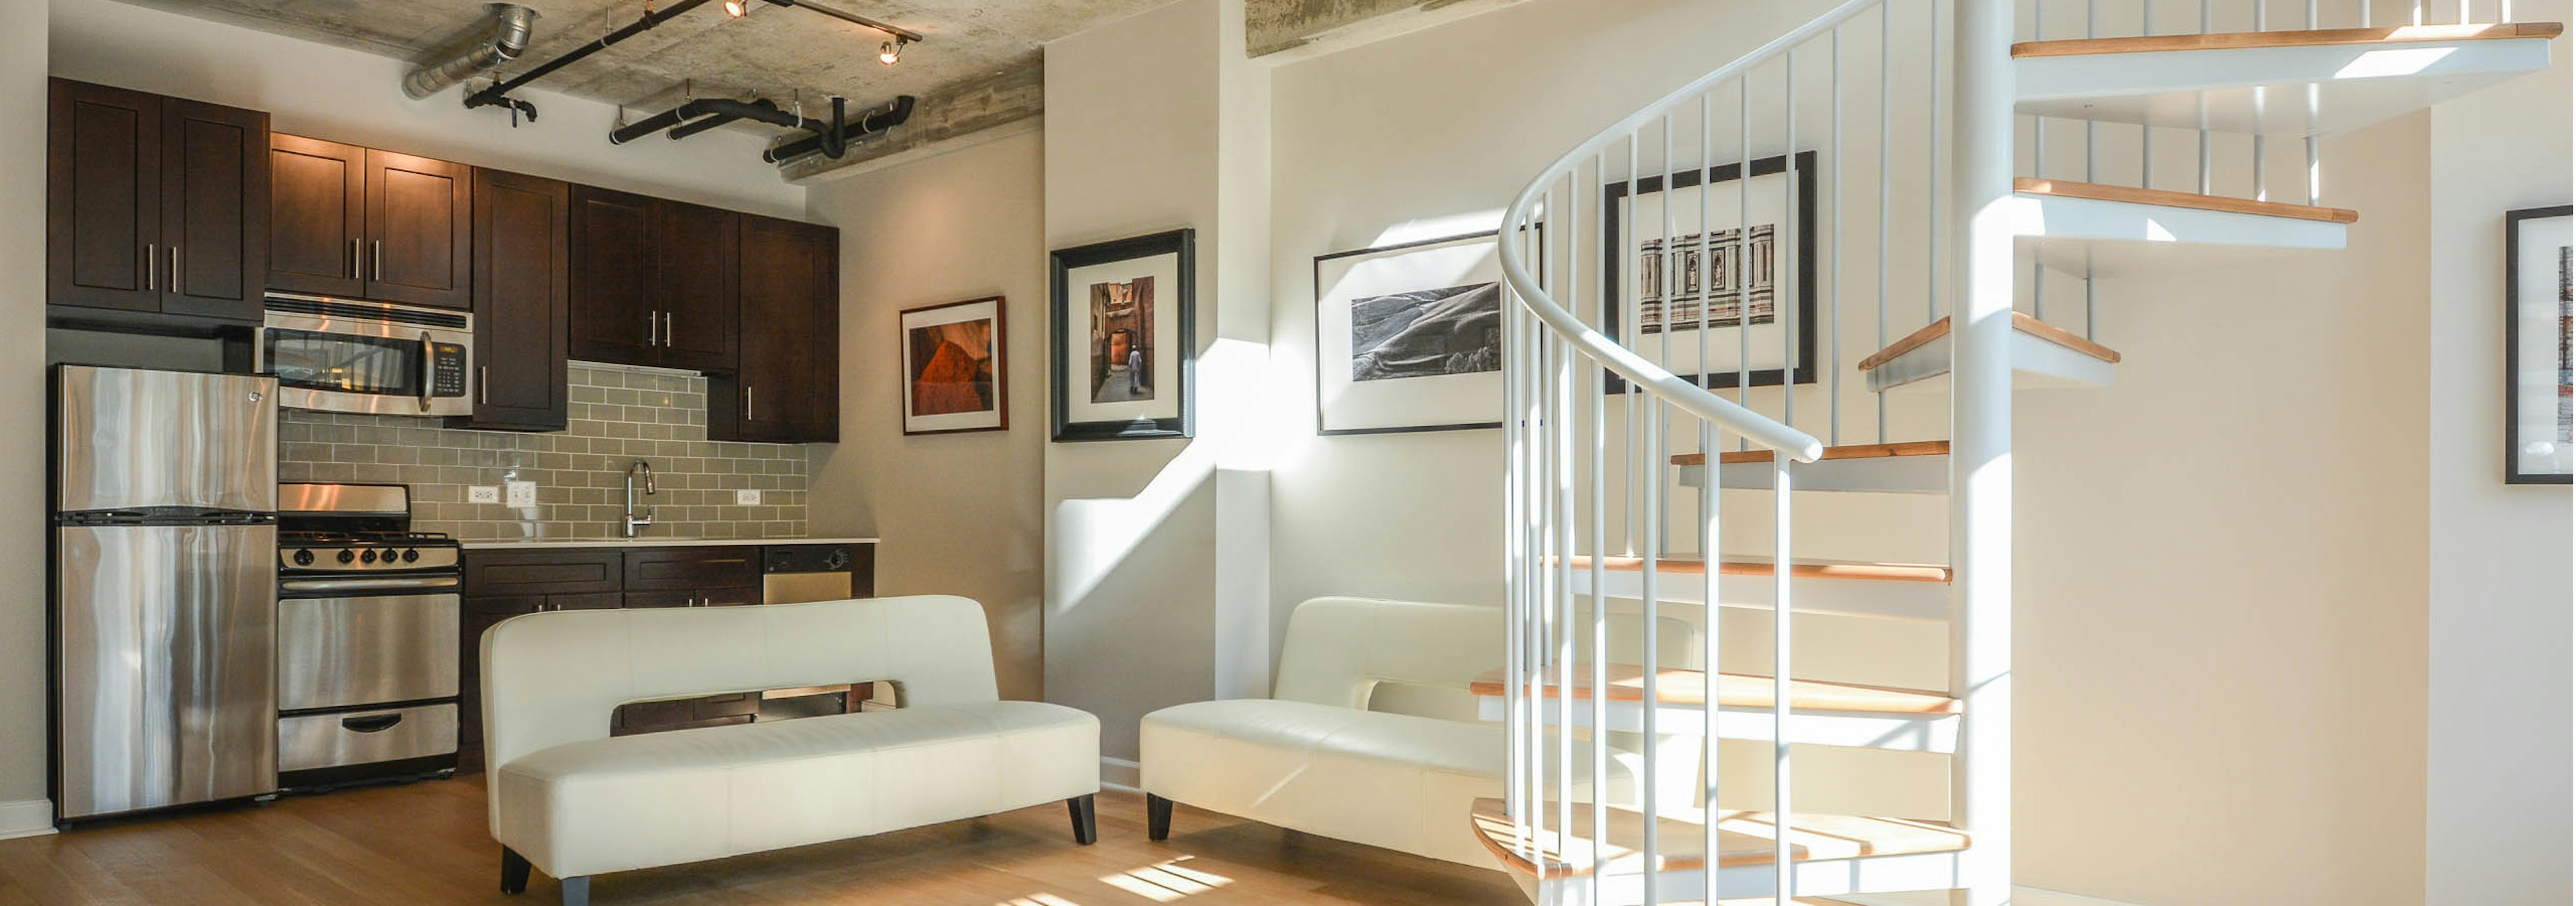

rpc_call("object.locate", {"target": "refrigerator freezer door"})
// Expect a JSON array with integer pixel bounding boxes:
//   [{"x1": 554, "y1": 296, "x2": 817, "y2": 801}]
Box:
[
  {"x1": 55, "y1": 523, "x2": 279, "y2": 819},
  {"x1": 56, "y1": 366, "x2": 277, "y2": 515}
]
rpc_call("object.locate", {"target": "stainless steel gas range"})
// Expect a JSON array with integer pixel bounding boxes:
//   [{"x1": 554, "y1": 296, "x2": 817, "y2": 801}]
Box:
[{"x1": 275, "y1": 483, "x2": 460, "y2": 790}]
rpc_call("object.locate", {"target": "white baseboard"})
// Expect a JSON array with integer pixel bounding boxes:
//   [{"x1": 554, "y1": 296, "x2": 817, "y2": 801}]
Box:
[
  {"x1": 0, "y1": 799, "x2": 56, "y2": 840},
  {"x1": 1098, "y1": 756, "x2": 1140, "y2": 791}
]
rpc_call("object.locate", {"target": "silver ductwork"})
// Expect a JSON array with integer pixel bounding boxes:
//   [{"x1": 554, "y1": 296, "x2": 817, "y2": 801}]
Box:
[{"x1": 402, "y1": 4, "x2": 539, "y2": 100}]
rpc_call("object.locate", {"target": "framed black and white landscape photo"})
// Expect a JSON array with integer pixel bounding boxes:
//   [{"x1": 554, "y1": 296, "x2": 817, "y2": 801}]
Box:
[
  {"x1": 1603, "y1": 151, "x2": 1817, "y2": 392},
  {"x1": 1313, "y1": 232, "x2": 1509, "y2": 435},
  {"x1": 2506, "y1": 205, "x2": 2572, "y2": 483},
  {"x1": 1051, "y1": 230, "x2": 1195, "y2": 442}
]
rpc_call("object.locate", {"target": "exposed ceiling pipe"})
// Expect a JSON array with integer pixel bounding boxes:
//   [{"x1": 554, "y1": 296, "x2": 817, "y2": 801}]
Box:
[
  {"x1": 761, "y1": 95, "x2": 914, "y2": 164},
  {"x1": 403, "y1": 4, "x2": 539, "y2": 100},
  {"x1": 609, "y1": 97, "x2": 813, "y2": 145},
  {"x1": 465, "y1": 0, "x2": 722, "y2": 117}
]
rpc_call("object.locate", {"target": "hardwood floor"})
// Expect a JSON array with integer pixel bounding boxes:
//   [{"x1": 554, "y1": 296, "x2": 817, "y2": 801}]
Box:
[{"x1": 0, "y1": 778, "x2": 1525, "y2": 905}]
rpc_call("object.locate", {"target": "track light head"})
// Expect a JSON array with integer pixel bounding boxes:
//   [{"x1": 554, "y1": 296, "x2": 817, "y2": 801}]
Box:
[
  {"x1": 724, "y1": 0, "x2": 746, "y2": 16},
  {"x1": 879, "y1": 39, "x2": 902, "y2": 65}
]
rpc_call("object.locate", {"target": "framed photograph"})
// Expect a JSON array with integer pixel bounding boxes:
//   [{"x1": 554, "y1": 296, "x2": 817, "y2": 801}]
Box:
[
  {"x1": 900, "y1": 297, "x2": 1007, "y2": 436},
  {"x1": 2506, "y1": 204, "x2": 2573, "y2": 484},
  {"x1": 1051, "y1": 229, "x2": 1196, "y2": 442},
  {"x1": 1602, "y1": 151, "x2": 1817, "y2": 392},
  {"x1": 1313, "y1": 231, "x2": 1511, "y2": 435}
]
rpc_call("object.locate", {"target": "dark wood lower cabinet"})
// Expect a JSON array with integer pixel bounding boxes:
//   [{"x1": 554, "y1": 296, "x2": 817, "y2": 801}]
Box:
[{"x1": 458, "y1": 544, "x2": 876, "y2": 770}]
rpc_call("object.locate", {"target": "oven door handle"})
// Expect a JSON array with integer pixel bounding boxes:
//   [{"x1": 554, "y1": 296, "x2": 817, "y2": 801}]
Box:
[
  {"x1": 279, "y1": 575, "x2": 462, "y2": 594},
  {"x1": 417, "y1": 331, "x2": 436, "y2": 413}
]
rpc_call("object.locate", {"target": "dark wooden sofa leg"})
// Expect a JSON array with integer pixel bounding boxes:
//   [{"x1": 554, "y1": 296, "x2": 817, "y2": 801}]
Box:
[
  {"x1": 500, "y1": 848, "x2": 531, "y2": 895},
  {"x1": 559, "y1": 876, "x2": 590, "y2": 906},
  {"x1": 1147, "y1": 793, "x2": 1173, "y2": 842},
  {"x1": 1067, "y1": 794, "x2": 1098, "y2": 845}
]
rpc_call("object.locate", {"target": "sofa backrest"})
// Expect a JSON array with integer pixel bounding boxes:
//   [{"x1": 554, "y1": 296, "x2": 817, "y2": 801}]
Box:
[
  {"x1": 480, "y1": 595, "x2": 999, "y2": 771},
  {"x1": 1271, "y1": 596, "x2": 1707, "y2": 718}
]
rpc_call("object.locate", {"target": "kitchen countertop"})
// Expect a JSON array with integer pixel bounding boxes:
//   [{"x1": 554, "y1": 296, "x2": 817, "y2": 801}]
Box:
[{"x1": 458, "y1": 537, "x2": 879, "y2": 550}]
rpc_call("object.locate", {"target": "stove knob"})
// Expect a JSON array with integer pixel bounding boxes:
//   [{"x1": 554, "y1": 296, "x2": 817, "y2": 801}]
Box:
[
  {"x1": 360, "y1": 549, "x2": 378, "y2": 564},
  {"x1": 402, "y1": 548, "x2": 419, "y2": 564},
  {"x1": 335, "y1": 549, "x2": 356, "y2": 565},
  {"x1": 292, "y1": 549, "x2": 314, "y2": 566}
]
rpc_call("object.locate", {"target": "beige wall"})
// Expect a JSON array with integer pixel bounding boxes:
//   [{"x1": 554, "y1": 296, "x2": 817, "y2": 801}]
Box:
[
  {"x1": 2425, "y1": 7, "x2": 2573, "y2": 900},
  {"x1": 0, "y1": 0, "x2": 49, "y2": 837},
  {"x1": 803, "y1": 129, "x2": 1051, "y2": 702}
]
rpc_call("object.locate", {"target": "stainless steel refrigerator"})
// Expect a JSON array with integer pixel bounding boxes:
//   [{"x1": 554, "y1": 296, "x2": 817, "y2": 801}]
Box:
[{"x1": 52, "y1": 365, "x2": 279, "y2": 821}]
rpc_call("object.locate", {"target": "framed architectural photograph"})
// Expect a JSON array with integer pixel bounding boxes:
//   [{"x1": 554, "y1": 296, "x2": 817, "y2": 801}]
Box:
[
  {"x1": 2506, "y1": 204, "x2": 2573, "y2": 484},
  {"x1": 1313, "y1": 231, "x2": 1511, "y2": 435},
  {"x1": 1051, "y1": 230, "x2": 1196, "y2": 442},
  {"x1": 900, "y1": 297, "x2": 1007, "y2": 436},
  {"x1": 1601, "y1": 151, "x2": 1817, "y2": 392}
]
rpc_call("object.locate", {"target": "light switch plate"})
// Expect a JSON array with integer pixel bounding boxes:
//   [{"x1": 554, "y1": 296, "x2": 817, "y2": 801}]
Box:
[
  {"x1": 735, "y1": 489, "x2": 761, "y2": 505},
  {"x1": 467, "y1": 486, "x2": 502, "y2": 504},
  {"x1": 504, "y1": 481, "x2": 538, "y2": 509}
]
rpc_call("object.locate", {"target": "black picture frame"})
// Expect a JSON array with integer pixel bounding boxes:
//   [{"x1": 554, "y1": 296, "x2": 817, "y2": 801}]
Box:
[
  {"x1": 1601, "y1": 150, "x2": 1819, "y2": 394},
  {"x1": 1311, "y1": 230, "x2": 1514, "y2": 436},
  {"x1": 2504, "y1": 204, "x2": 2572, "y2": 484},
  {"x1": 1050, "y1": 229, "x2": 1197, "y2": 442},
  {"x1": 899, "y1": 296, "x2": 1008, "y2": 437}
]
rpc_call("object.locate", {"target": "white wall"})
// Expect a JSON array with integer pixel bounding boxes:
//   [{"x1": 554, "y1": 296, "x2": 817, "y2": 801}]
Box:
[
  {"x1": 802, "y1": 129, "x2": 1051, "y2": 702},
  {"x1": 50, "y1": 0, "x2": 803, "y2": 217},
  {"x1": 0, "y1": 0, "x2": 52, "y2": 840},
  {"x1": 2424, "y1": 7, "x2": 2574, "y2": 901}
]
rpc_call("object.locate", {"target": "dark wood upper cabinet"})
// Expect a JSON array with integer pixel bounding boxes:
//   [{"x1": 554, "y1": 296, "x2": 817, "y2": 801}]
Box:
[
  {"x1": 158, "y1": 99, "x2": 269, "y2": 322},
  {"x1": 653, "y1": 201, "x2": 740, "y2": 373},
  {"x1": 48, "y1": 79, "x2": 268, "y2": 327},
  {"x1": 569, "y1": 187, "x2": 739, "y2": 372},
  {"x1": 455, "y1": 168, "x2": 569, "y2": 432},
  {"x1": 265, "y1": 134, "x2": 364, "y2": 298},
  {"x1": 714, "y1": 215, "x2": 838, "y2": 443},
  {"x1": 569, "y1": 185, "x2": 657, "y2": 365},
  {"x1": 364, "y1": 149, "x2": 472, "y2": 309}
]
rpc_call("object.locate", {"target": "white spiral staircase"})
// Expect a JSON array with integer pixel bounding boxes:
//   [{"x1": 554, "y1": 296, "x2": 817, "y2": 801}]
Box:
[{"x1": 1485, "y1": 1, "x2": 2559, "y2": 903}]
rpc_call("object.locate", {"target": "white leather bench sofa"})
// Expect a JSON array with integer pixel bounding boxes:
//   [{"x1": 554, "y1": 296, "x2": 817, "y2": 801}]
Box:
[
  {"x1": 482, "y1": 595, "x2": 1099, "y2": 906},
  {"x1": 1138, "y1": 597, "x2": 1644, "y2": 868}
]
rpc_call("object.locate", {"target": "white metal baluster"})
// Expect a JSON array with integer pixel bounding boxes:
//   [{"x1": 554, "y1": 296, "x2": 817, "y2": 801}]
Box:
[
  {"x1": 1639, "y1": 391, "x2": 1663, "y2": 899},
  {"x1": 1550, "y1": 267, "x2": 1575, "y2": 889},
  {"x1": 2306, "y1": 84, "x2": 2322, "y2": 205},
  {"x1": 2140, "y1": 1, "x2": 2153, "y2": 191},
  {"x1": 1660, "y1": 113, "x2": 1678, "y2": 560},
  {"x1": 1876, "y1": 2, "x2": 1891, "y2": 444},
  {"x1": 2200, "y1": 0, "x2": 2212, "y2": 197},
  {"x1": 1697, "y1": 87, "x2": 1723, "y2": 906},
  {"x1": 1784, "y1": 49, "x2": 1799, "y2": 434},
  {"x1": 1772, "y1": 458, "x2": 1794, "y2": 904},
  {"x1": 1571, "y1": 154, "x2": 1610, "y2": 905},
  {"x1": 2414, "y1": 0, "x2": 2426, "y2": 25},
  {"x1": 1738, "y1": 76, "x2": 1754, "y2": 450},
  {"x1": 1931, "y1": 1, "x2": 1946, "y2": 325},
  {"x1": 1626, "y1": 133, "x2": 1644, "y2": 556},
  {"x1": 2032, "y1": 0, "x2": 2047, "y2": 323},
  {"x1": 2255, "y1": 2, "x2": 2269, "y2": 202},
  {"x1": 1504, "y1": 252, "x2": 1527, "y2": 838},
  {"x1": 1699, "y1": 93, "x2": 1717, "y2": 558},
  {"x1": 1830, "y1": 30, "x2": 1843, "y2": 446}
]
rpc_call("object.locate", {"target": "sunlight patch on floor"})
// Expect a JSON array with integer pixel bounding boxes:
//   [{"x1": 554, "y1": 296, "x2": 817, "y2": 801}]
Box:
[{"x1": 1096, "y1": 856, "x2": 1236, "y2": 902}]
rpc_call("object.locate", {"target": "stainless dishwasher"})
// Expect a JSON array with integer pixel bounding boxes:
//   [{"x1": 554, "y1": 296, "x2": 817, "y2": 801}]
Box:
[{"x1": 757, "y1": 543, "x2": 890, "y2": 717}]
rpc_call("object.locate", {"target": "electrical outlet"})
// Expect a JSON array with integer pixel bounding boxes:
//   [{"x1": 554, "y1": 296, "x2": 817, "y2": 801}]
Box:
[
  {"x1": 735, "y1": 489, "x2": 761, "y2": 505},
  {"x1": 467, "y1": 486, "x2": 502, "y2": 504},
  {"x1": 504, "y1": 481, "x2": 538, "y2": 509}
]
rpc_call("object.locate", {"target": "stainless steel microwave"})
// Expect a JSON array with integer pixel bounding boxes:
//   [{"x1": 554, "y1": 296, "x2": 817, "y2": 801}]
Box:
[{"x1": 258, "y1": 294, "x2": 473, "y2": 417}]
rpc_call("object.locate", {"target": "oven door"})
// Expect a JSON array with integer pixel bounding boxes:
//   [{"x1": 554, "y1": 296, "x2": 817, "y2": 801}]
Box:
[
  {"x1": 259, "y1": 296, "x2": 473, "y2": 417},
  {"x1": 277, "y1": 581, "x2": 461, "y2": 712}
]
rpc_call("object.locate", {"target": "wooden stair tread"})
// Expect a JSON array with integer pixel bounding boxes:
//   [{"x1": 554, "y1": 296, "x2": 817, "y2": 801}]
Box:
[
  {"x1": 1468, "y1": 797, "x2": 1970, "y2": 880},
  {"x1": 2017, "y1": 177, "x2": 2359, "y2": 224},
  {"x1": 1467, "y1": 664, "x2": 1961, "y2": 715},
  {"x1": 1561, "y1": 556, "x2": 1951, "y2": 583},
  {"x1": 1857, "y1": 312, "x2": 2121, "y2": 373},
  {"x1": 2012, "y1": 21, "x2": 2563, "y2": 58},
  {"x1": 1671, "y1": 440, "x2": 1948, "y2": 468}
]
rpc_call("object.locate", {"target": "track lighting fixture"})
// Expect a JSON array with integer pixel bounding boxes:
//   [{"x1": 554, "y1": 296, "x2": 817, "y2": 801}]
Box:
[
  {"x1": 724, "y1": 0, "x2": 746, "y2": 17},
  {"x1": 879, "y1": 39, "x2": 903, "y2": 65}
]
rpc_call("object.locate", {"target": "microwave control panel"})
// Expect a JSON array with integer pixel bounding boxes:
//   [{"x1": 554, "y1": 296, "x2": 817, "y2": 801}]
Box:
[{"x1": 430, "y1": 344, "x2": 468, "y2": 398}]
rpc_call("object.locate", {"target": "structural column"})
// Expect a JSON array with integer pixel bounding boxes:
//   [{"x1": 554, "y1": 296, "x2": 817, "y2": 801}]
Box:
[{"x1": 1949, "y1": 0, "x2": 2015, "y2": 903}]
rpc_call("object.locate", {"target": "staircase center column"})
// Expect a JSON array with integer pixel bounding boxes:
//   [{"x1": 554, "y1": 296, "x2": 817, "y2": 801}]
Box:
[{"x1": 1950, "y1": 0, "x2": 2015, "y2": 904}]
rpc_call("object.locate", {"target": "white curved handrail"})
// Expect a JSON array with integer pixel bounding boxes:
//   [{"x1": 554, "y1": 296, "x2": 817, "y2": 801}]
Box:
[{"x1": 1495, "y1": 0, "x2": 1891, "y2": 464}]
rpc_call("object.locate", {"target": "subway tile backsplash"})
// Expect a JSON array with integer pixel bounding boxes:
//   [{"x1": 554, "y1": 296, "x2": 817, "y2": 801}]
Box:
[{"x1": 277, "y1": 362, "x2": 808, "y2": 540}]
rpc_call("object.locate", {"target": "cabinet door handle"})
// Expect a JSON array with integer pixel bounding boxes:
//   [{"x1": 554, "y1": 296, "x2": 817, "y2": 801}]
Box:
[
  {"x1": 144, "y1": 244, "x2": 156, "y2": 291},
  {"x1": 478, "y1": 365, "x2": 489, "y2": 405},
  {"x1": 646, "y1": 311, "x2": 659, "y2": 347},
  {"x1": 372, "y1": 240, "x2": 383, "y2": 281},
  {"x1": 665, "y1": 312, "x2": 676, "y2": 347},
  {"x1": 170, "y1": 246, "x2": 180, "y2": 296},
  {"x1": 745, "y1": 385, "x2": 753, "y2": 422}
]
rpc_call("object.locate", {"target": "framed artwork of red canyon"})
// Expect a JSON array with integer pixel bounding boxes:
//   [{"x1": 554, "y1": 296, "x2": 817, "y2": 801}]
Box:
[{"x1": 901, "y1": 297, "x2": 1008, "y2": 436}]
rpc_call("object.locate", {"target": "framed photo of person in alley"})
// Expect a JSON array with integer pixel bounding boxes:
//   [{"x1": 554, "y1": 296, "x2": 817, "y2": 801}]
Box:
[{"x1": 1050, "y1": 230, "x2": 1196, "y2": 441}]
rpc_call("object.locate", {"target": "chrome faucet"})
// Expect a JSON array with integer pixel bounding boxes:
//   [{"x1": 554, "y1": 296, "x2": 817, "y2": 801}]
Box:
[{"x1": 623, "y1": 460, "x2": 656, "y2": 538}]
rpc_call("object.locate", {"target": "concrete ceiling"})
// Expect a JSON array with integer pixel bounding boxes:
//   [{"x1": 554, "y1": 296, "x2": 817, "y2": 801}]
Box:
[{"x1": 114, "y1": 0, "x2": 1169, "y2": 172}]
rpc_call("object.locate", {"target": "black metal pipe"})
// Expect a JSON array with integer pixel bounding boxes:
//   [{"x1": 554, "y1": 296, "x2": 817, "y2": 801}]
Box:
[
  {"x1": 612, "y1": 97, "x2": 814, "y2": 144},
  {"x1": 665, "y1": 99, "x2": 777, "y2": 141},
  {"x1": 762, "y1": 95, "x2": 914, "y2": 163},
  {"x1": 466, "y1": 0, "x2": 721, "y2": 111},
  {"x1": 820, "y1": 95, "x2": 847, "y2": 160}
]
